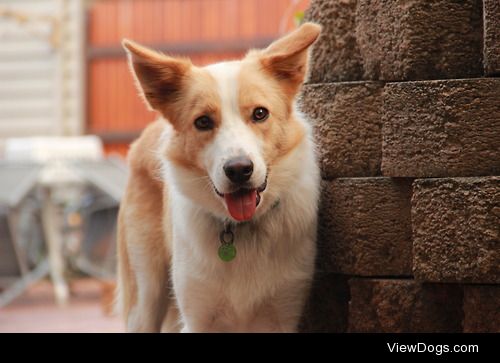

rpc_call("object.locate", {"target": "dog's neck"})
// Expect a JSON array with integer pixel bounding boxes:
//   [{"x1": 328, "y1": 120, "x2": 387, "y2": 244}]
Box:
[{"x1": 215, "y1": 197, "x2": 281, "y2": 261}]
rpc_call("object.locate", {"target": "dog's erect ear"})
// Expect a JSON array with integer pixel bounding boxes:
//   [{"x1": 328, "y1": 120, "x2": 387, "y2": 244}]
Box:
[
  {"x1": 260, "y1": 23, "x2": 321, "y2": 96},
  {"x1": 123, "y1": 39, "x2": 191, "y2": 116}
]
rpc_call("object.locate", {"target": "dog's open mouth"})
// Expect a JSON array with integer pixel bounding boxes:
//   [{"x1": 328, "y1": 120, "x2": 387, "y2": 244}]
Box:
[{"x1": 214, "y1": 179, "x2": 267, "y2": 222}]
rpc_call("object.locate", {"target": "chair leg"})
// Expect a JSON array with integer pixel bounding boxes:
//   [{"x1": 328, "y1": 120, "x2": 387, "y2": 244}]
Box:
[{"x1": 41, "y1": 189, "x2": 69, "y2": 306}]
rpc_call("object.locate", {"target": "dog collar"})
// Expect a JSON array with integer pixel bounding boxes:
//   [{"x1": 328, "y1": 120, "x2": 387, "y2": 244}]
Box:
[
  {"x1": 217, "y1": 198, "x2": 281, "y2": 262},
  {"x1": 218, "y1": 223, "x2": 236, "y2": 262}
]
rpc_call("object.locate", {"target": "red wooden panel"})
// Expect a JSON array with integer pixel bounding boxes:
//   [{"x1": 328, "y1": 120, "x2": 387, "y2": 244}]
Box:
[
  {"x1": 88, "y1": 61, "x2": 99, "y2": 131},
  {"x1": 151, "y1": 0, "x2": 164, "y2": 44},
  {"x1": 87, "y1": 0, "x2": 303, "y2": 47},
  {"x1": 119, "y1": 0, "x2": 134, "y2": 41},
  {"x1": 220, "y1": 0, "x2": 238, "y2": 41},
  {"x1": 104, "y1": 143, "x2": 130, "y2": 157}
]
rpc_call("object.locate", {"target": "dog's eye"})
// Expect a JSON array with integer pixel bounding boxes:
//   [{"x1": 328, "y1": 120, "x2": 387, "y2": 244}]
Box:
[
  {"x1": 194, "y1": 115, "x2": 214, "y2": 131},
  {"x1": 252, "y1": 107, "x2": 269, "y2": 123}
]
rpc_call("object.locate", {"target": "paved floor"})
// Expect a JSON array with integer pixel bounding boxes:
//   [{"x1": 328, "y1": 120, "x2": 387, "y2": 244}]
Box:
[{"x1": 0, "y1": 278, "x2": 124, "y2": 333}]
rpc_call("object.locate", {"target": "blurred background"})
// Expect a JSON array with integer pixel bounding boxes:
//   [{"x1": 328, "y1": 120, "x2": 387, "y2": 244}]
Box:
[{"x1": 0, "y1": 0, "x2": 308, "y2": 332}]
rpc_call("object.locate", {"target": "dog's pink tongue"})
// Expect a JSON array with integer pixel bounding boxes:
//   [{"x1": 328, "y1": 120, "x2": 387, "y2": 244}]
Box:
[{"x1": 224, "y1": 189, "x2": 257, "y2": 221}]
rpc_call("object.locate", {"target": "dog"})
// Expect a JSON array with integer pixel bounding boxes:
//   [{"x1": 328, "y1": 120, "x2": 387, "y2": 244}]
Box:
[{"x1": 117, "y1": 23, "x2": 321, "y2": 332}]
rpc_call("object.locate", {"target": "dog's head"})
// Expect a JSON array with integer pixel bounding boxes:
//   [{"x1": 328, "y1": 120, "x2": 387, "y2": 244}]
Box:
[{"x1": 124, "y1": 23, "x2": 321, "y2": 222}]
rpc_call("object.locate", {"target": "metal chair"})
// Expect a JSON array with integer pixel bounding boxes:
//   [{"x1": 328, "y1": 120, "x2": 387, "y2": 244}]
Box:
[{"x1": 0, "y1": 137, "x2": 128, "y2": 307}]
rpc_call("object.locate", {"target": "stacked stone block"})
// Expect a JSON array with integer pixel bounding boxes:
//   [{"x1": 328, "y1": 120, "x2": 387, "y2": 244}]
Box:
[{"x1": 299, "y1": 0, "x2": 500, "y2": 333}]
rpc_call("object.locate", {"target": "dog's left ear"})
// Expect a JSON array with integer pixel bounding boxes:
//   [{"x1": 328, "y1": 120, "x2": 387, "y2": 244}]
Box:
[{"x1": 260, "y1": 22, "x2": 321, "y2": 96}]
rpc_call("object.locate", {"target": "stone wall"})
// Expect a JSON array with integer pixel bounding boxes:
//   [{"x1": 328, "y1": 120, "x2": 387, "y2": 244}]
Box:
[{"x1": 299, "y1": 0, "x2": 499, "y2": 333}]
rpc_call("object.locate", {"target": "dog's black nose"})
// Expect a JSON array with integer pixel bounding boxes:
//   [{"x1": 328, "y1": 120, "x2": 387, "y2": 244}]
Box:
[{"x1": 223, "y1": 156, "x2": 254, "y2": 184}]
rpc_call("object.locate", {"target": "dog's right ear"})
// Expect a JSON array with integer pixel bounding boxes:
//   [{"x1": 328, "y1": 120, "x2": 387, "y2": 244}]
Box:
[
  {"x1": 123, "y1": 39, "x2": 191, "y2": 115},
  {"x1": 259, "y1": 23, "x2": 321, "y2": 98}
]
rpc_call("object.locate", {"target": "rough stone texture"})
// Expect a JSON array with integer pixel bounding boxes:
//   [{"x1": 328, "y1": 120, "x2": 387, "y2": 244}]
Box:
[
  {"x1": 300, "y1": 83, "x2": 383, "y2": 179},
  {"x1": 305, "y1": 0, "x2": 364, "y2": 83},
  {"x1": 348, "y1": 279, "x2": 463, "y2": 333},
  {"x1": 299, "y1": 273, "x2": 349, "y2": 333},
  {"x1": 305, "y1": 0, "x2": 483, "y2": 82},
  {"x1": 318, "y1": 178, "x2": 413, "y2": 276},
  {"x1": 484, "y1": 0, "x2": 500, "y2": 75},
  {"x1": 382, "y1": 79, "x2": 500, "y2": 177},
  {"x1": 463, "y1": 285, "x2": 500, "y2": 333},
  {"x1": 355, "y1": 0, "x2": 483, "y2": 81},
  {"x1": 412, "y1": 177, "x2": 500, "y2": 283}
]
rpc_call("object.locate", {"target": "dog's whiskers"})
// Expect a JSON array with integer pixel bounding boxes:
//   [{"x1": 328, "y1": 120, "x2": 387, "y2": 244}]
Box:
[
  {"x1": 183, "y1": 175, "x2": 215, "y2": 195},
  {"x1": 184, "y1": 175, "x2": 211, "y2": 184}
]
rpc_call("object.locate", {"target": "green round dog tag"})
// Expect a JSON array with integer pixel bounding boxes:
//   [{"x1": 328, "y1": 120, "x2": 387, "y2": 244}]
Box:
[{"x1": 218, "y1": 244, "x2": 236, "y2": 262}]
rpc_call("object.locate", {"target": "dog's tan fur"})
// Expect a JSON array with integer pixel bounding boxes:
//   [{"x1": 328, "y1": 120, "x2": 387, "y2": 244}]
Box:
[{"x1": 117, "y1": 120, "x2": 172, "y2": 331}]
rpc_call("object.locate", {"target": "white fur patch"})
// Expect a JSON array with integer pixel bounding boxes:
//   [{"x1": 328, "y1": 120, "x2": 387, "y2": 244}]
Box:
[
  {"x1": 205, "y1": 62, "x2": 241, "y2": 119},
  {"x1": 203, "y1": 62, "x2": 267, "y2": 194}
]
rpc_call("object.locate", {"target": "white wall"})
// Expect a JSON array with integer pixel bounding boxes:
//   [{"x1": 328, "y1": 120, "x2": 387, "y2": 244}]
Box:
[{"x1": 0, "y1": 0, "x2": 85, "y2": 140}]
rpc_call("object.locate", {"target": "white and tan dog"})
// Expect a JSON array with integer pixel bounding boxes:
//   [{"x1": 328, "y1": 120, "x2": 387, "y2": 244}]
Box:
[{"x1": 117, "y1": 23, "x2": 321, "y2": 332}]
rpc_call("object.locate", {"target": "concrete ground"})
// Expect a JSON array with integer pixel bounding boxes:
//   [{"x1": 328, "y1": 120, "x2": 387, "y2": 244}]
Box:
[{"x1": 0, "y1": 278, "x2": 124, "y2": 333}]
